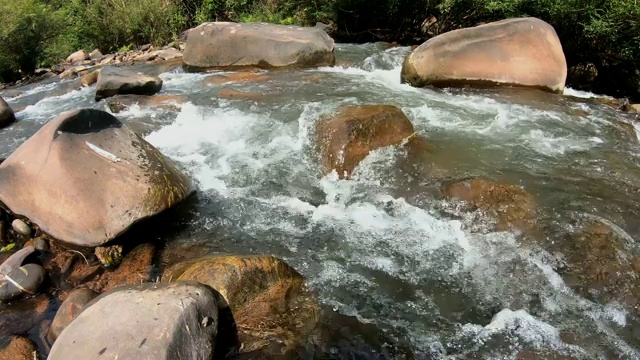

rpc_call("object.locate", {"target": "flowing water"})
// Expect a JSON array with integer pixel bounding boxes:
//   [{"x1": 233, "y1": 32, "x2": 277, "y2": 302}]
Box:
[{"x1": 2, "y1": 43, "x2": 640, "y2": 359}]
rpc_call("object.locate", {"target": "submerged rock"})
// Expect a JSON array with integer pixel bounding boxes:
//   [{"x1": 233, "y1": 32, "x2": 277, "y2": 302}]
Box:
[
  {"x1": 95, "y1": 66, "x2": 163, "y2": 101},
  {"x1": 316, "y1": 105, "x2": 417, "y2": 178},
  {"x1": 106, "y1": 94, "x2": 187, "y2": 114},
  {"x1": 0, "y1": 263, "x2": 46, "y2": 302},
  {"x1": 48, "y1": 282, "x2": 219, "y2": 360},
  {"x1": 0, "y1": 336, "x2": 38, "y2": 360},
  {"x1": 0, "y1": 96, "x2": 15, "y2": 128},
  {"x1": 48, "y1": 288, "x2": 98, "y2": 343},
  {"x1": 402, "y1": 17, "x2": 567, "y2": 92},
  {"x1": 218, "y1": 88, "x2": 266, "y2": 101},
  {"x1": 0, "y1": 294, "x2": 51, "y2": 337},
  {"x1": 183, "y1": 22, "x2": 335, "y2": 70},
  {"x1": 167, "y1": 255, "x2": 320, "y2": 356},
  {"x1": 203, "y1": 71, "x2": 270, "y2": 85},
  {"x1": 442, "y1": 177, "x2": 537, "y2": 232},
  {"x1": 0, "y1": 109, "x2": 194, "y2": 247}
]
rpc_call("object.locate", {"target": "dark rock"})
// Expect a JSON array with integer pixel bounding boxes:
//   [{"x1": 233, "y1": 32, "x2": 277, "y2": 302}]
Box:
[
  {"x1": 106, "y1": 94, "x2": 187, "y2": 114},
  {"x1": 0, "y1": 336, "x2": 38, "y2": 360},
  {"x1": 0, "y1": 294, "x2": 51, "y2": 336},
  {"x1": 139, "y1": 44, "x2": 152, "y2": 52},
  {"x1": 48, "y1": 282, "x2": 219, "y2": 360},
  {"x1": 316, "y1": 105, "x2": 418, "y2": 178},
  {"x1": 48, "y1": 288, "x2": 98, "y2": 343},
  {"x1": 10, "y1": 219, "x2": 30, "y2": 237},
  {"x1": 88, "y1": 243, "x2": 155, "y2": 293},
  {"x1": 95, "y1": 66, "x2": 163, "y2": 101},
  {"x1": 33, "y1": 237, "x2": 49, "y2": 252},
  {"x1": 0, "y1": 263, "x2": 46, "y2": 302},
  {"x1": 167, "y1": 255, "x2": 319, "y2": 356},
  {"x1": 0, "y1": 246, "x2": 35, "y2": 276},
  {"x1": 183, "y1": 22, "x2": 335, "y2": 70},
  {"x1": 0, "y1": 96, "x2": 15, "y2": 128},
  {"x1": 0, "y1": 109, "x2": 194, "y2": 247}
]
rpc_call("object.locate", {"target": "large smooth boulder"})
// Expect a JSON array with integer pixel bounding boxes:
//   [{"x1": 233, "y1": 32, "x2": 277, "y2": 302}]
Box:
[
  {"x1": 48, "y1": 282, "x2": 219, "y2": 360},
  {"x1": 48, "y1": 288, "x2": 98, "y2": 343},
  {"x1": 66, "y1": 49, "x2": 90, "y2": 64},
  {"x1": 166, "y1": 255, "x2": 320, "y2": 355},
  {"x1": 402, "y1": 17, "x2": 567, "y2": 92},
  {"x1": 183, "y1": 22, "x2": 335, "y2": 70},
  {"x1": 316, "y1": 105, "x2": 416, "y2": 178},
  {"x1": 95, "y1": 66, "x2": 163, "y2": 101},
  {"x1": 0, "y1": 96, "x2": 15, "y2": 128},
  {"x1": 0, "y1": 109, "x2": 193, "y2": 247}
]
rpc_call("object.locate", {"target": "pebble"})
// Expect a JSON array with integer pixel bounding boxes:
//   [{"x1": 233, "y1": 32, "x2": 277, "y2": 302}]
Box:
[
  {"x1": 11, "y1": 219, "x2": 31, "y2": 236},
  {"x1": 33, "y1": 237, "x2": 49, "y2": 252},
  {"x1": 0, "y1": 263, "x2": 46, "y2": 302}
]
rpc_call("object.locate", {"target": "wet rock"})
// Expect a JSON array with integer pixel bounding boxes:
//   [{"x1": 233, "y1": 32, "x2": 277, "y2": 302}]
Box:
[
  {"x1": 81, "y1": 69, "x2": 100, "y2": 86},
  {"x1": 106, "y1": 94, "x2": 187, "y2": 113},
  {"x1": 442, "y1": 177, "x2": 537, "y2": 232},
  {"x1": 89, "y1": 49, "x2": 103, "y2": 61},
  {"x1": 0, "y1": 294, "x2": 50, "y2": 336},
  {"x1": 11, "y1": 219, "x2": 30, "y2": 237},
  {"x1": 204, "y1": 71, "x2": 269, "y2": 85},
  {"x1": 218, "y1": 88, "x2": 265, "y2": 101},
  {"x1": 66, "y1": 49, "x2": 90, "y2": 64},
  {"x1": 32, "y1": 237, "x2": 48, "y2": 252},
  {"x1": 0, "y1": 96, "x2": 15, "y2": 128},
  {"x1": 316, "y1": 105, "x2": 416, "y2": 178},
  {"x1": 95, "y1": 66, "x2": 163, "y2": 101},
  {"x1": 630, "y1": 104, "x2": 640, "y2": 113},
  {"x1": 94, "y1": 245, "x2": 123, "y2": 268},
  {"x1": 0, "y1": 246, "x2": 35, "y2": 276},
  {"x1": 402, "y1": 17, "x2": 567, "y2": 92},
  {"x1": 183, "y1": 22, "x2": 335, "y2": 70},
  {"x1": 167, "y1": 255, "x2": 320, "y2": 356},
  {"x1": 0, "y1": 109, "x2": 194, "y2": 247},
  {"x1": 48, "y1": 288, "x2": 98, "y2": 343},
  {"x1": 88, "y1": 243, "x2": 155, "y2": 293},
  {"x1": 0, "y1": 336, "x2": 37, "y2": 360},
  {"x1": 48, "y1": 282, "x2": 219, "y2": 360},
  {"x1": 559, "y1": 219, "x2": 640, "y2": 315},
  {"x1": 0, "y1": 263, "x2": 46, "y2": 302}
]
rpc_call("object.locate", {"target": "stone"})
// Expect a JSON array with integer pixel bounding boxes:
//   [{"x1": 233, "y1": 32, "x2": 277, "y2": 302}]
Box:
[
  {"x1": 106, "y1": 94, "x2": 187, "y2": 113},
  {"x1": 89, "y1": 49, "x2": 103, "y2": 61},
  {"x1": 0, "y1": 96, "x2": 15, "y2": 128},
  {"x1": 168, "y1": 255, "x2": 320, "y2": 355},
  {"x1": 0, "y1": 246, "x2": 35, "y2": 277},
  {"x1": 0, "y1": 336, "x2": 37, "y2": 360},
  {"x1": 33, "y1": 237, "x2": 49, "y2": 252},
  {"x1": 630, "y1": 104, "x2": 640, "y2": 113},
  {"x1": 155, "y1": 48, "x2": 182, "y2": 60},
  {"x1": 316, "y1": 105, "x2": 416, "y2": 178},
  {"x1": 11, "y1": 219, "x2": 31, "y2": 236},
  {"x1": 66, "y1": 49, "x2": 90, "y2": 64},
  {"x1": 218, "y1": 88, "x2": 265, "y2": 101},
  {"x1": 132, "y1": 52, "x2": 157, "y2": 62},
  {"x1": 88, "y1": 243, "x2": 155, "y2": 293},
  {"x1": 48, "y1": 282, "x2": 218, "y2": 360},
  {"x1": 0, "y1": 294, "x2": 50, "y2": 336},
  {"x1": 99, "y1": 54, "x2": 116, "y2": 66},
  {"x1": 442, "y1": 178, "x2": 537, "y2": 232},
  {"x1": 95, "y1": 66, "x2": 163, "y2": 101},
  {"x1": 48, "y1": 288, "x2": 98, "y2": 343},
  {"x1": 0, "y1": 109, "x2": 194, "y2": 247},
  {"x1": 203, "y1": 71, "x2": 269, "y2": 85},
  {"x1": 402, "y1": 17, "x2": 567, "y2": 92},
  {"x1": 183, "y1": 22, "x2": 335, "y2": 70},
  {"x1": 81, "y1": 69, "x2": 100, "y2": 86},
  {"x1": 94, "y1": 244, "x2": 123, "y2": 268},
  {"x1": 0, "y1": 263, "x2": 46, "y2": 302}
]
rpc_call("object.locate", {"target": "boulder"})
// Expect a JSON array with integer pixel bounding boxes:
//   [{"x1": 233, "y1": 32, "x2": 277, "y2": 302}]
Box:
[
  {"x1": 0, "y1": 96, "x2": 15, "y2": 128},
  {"x1": 442, "y1": 177, "x2": 537, "y2": 232},
  {"x1": 402, "y1": 17, "x2": 567, "y2": 92},
  {"x1": 48, "y1": 282, "x2": 219, "y2": 360},
  {"x1": 99, "y1": 54, "x2": 116, "y2": 66},
  {"x1": 203, "y1": 71, "x2": 269, "y2": 85},
  {"x1": 66, "y1": 49, "x2": 90, "y2": 64},
  {"x1": 316, "y1": 105, "x2": 416, "y2": 178},
  {"x1": 89, "y1": 49, "x2": 103, "y2": 61},
  {"x1": 81, "y1": 69, "x2": 101, "y2": 86},
  {"x1": 48, "y1": 288, "x2": 99, "y2": 343},
  {"x1": 106, "y1": 94, "x2": 187, "y2": 113},
  {"x1": 155, "y1": 47, "x2": 182, "y2": 61},
  {"x1": 167, "y1": 255, "x2": 320, "y2": 355},
  {"x1": 0, "y1": 294, "x2": 51, "y2": 336},
  {"x1": 183, "y1": 22, "x2": 335, "y2": 70},
  {"x1": 0, "y1": 336, "x2": 37, "y2": 360},
  {"x1": 0, "y1": 263, "x2": 46, "y2": 302},
  {"x1": 95, "y1": 66, "x2": 163, "y2": 101},
  {"x1": 0, "y1": 109, "x2": 193, "y2": 247},
  {"x1": 87, "y1": 243, "x2": 156, "y2": 293}
]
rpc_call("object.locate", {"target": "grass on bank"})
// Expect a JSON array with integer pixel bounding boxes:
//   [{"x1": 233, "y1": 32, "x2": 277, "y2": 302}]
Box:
[{"x1": 0, "y1": 0, "x2": 638, "y2": 97}]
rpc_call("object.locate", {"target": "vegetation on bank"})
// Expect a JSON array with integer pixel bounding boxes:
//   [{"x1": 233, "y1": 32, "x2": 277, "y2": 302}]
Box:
[{"x1": 0, "y1": 0, "x2": 638, "y2": 98}]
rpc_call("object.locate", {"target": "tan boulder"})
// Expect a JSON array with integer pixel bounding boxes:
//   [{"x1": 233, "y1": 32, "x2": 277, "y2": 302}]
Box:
[
  {"x1": 0, "y1": 109, "x2": 193, "y2": 247},
  {"x1": 81, "y1": 69, "x2": 101, "y2": 86},
  {"x1": 66, "y1": 49, "x2": 90, "y2": 64},
  {"x1": 0, "y1": 96, "x2": 15, "y2": 128},
  {"x1": 316, "y1": 105, "x2": 416, "y2": 178},
  {"x1": 183, "y1": 22, "x2": 335, "y2": 70},
  {"x1": 442, "y1": 177, "x2": 537, "y2": 232},
  {"x1": 402, "y1": 17, "x2": 567, "y2": 92},
  {"x1": 166, "y1": 255, "x2": 320, "y2": 356}
]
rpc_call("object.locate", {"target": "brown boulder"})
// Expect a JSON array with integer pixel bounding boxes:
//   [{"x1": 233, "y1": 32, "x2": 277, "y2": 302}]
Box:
[
  {"x1": 106, "y1": 94, "x2": 187, "y2": 113},
  {"x1": 81, "y1": 69, "x2": 100, "y2": 86},
  {"x1": 402, "y1": 17, "x2": 567, "y2": 92},
  {"x1": 95, "y1": 66, "x2": 163, "y2": 101},
  {"x1": 48, "y1": 288, "x2": 98, "y2": 343},
  {"x1": 203, "y1": 71, "x2": 269, "y2": 85},
  {"x1": 0, "y1": 97, "x2": 15, "y2": 128},
  {"x1": 183, "y1": 22, "x2": 335, "y2": 70},
  {"x1": 316, "y1": 105, "x2": 416, "y2": 178},
  {"x1": 218, "y1": 88, "x2": 265, "y2": 101},
  {"x1": 0, "y1": 336, "x2": 37, "y2": 360},
  {"x1": 442, "y1": 178, "x2": 537, "y2": 232},
  {"x1": 0, "y1": 109, "x2": 193, "y2": 247},
  {"x1": 66, "y1": 49, "x2": 90, "y2": 64},
  {"x1": 166, "y1": 255, "x2": 320, "y2": 355}
]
